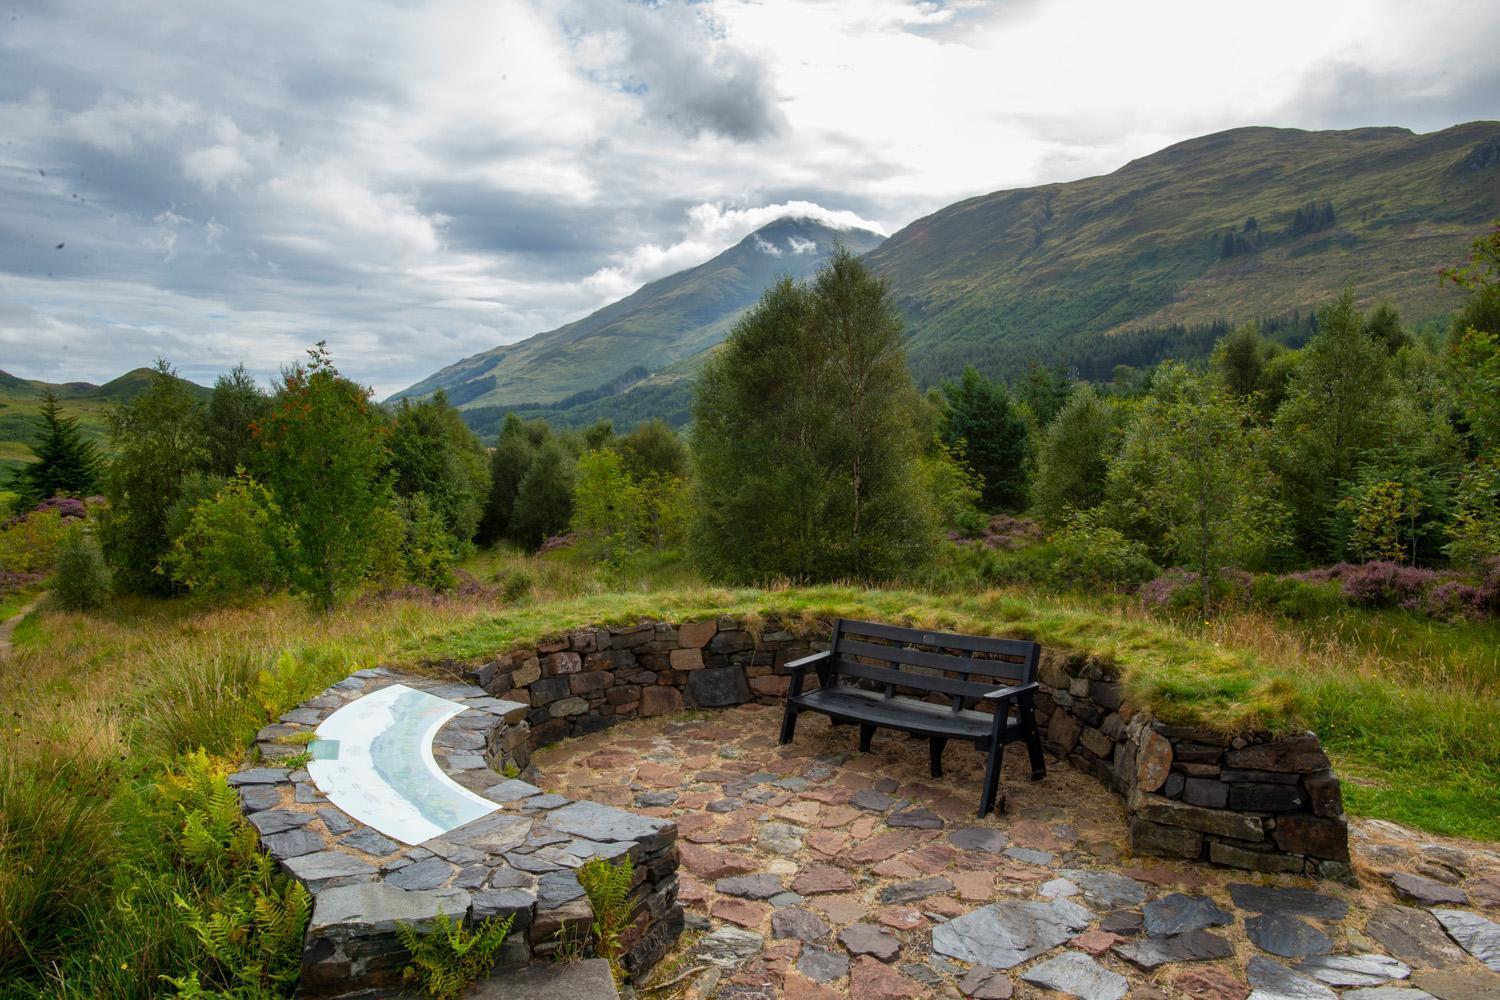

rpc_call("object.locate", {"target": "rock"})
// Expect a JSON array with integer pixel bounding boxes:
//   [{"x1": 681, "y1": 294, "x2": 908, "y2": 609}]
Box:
[
  {"x1": 1272, "y1": 814, "x2": 1350, "y2": 862},
  {"x1": 635, "y1": 790, "x2": 679, "y2": 808},
  {"x1": 640, "y1": 686, "x2": 684, "y2": 717},
  {"x1": 1021, "y1": 951, "x2": 1128, "y2": 1000},
  {"x1": 680, "y1": 844, "x2": 760, "y2": 880},
  {"x1": 1245, "y1": 913, "x2": 1334, "y2": 959},
  {"x1": 1100, "y1": 910, "x2": 1144, "y2": 935},
  {"x1": 887, "y1": 808, "x2": 943, "y2": 829},
  {"x1": 1228, "y1": 883, "x2": 1349, "y2": 921},
  {"x1": 1071, "y1": 929, "x2": 1122, "y2": 956},
  {"x1": 1183, "y1": 778, "x2": 1230, "y2": 809},
  {"x1": 711, "y1": 897, "x2": 769, "y2": 928},
  {"x1": 958, "y1": 966, "x2": 1014, "y2": 999},
  {"x1": 1386, "y1": 872, "x2": 1469, "y2": 907},
  {"x1": 467, "y1": 958, "x2": 616, "y2": 999},
  {"x1": 1041, "y1": 878, "x2": 1080, "y2": 898},
  {"x1": 951, "y1": 827, "x2": 1009, "y2": 853},
  {"x1": 850, "y1": 956, "x2": 925, "y2": 999},
  {"x1": 1225, "y1": 733, "x2": 1330, "y2": 773},
  {"x1": 1410, "y1": 967, "x2": 1500, "y2": 1000},
  {"x1": 340, "y1": 827, "x2": 400, "y2": 856},
  {"x1": 471, "y1": 888, "x2": 537, "y2": 928},
  {"x1": 484, "y1": 779, "x2": 544, "y2": 802},
  {"x1": 838, "y1": 923, "x2": 900, "y2": 962},
  {"x1": 1245, "y1": 955, "x2": 1337, "y2": 1000},
  {"x1": 308, "y1": 882, "x2": 472, "y2": 935},
  {"x1": 687, "y1": 667, "x2": 751, "y2": 707},
  {"x1": 879, "y1": 876, "x2": 954, "y2": 904},
  {"x1": 1056, "y1": 869, "x2": 1148, "y2": 908},
  {"x1": 228, "y1": 767, "x2": 290, "y2": 786},
  {"x1": 545, "y1": 800, "x2": 674, "y2": 852},
  {"x1": 1468, "y1": 874, "x2": 1500, "y2": 910},
  {"x1": 718, "y1": 873, "x2": 784, "y2": 899},
  {"x1": 1293, "y1": 954, "x2": 1412, "y2": 987},
  {"x1": 698, "y1": 926, "x2": 765, "y2": 969},
  {"x1": 317, "y1": 806, "x2": 355, "y2": 835},
  {"x1": 1003, "y1": 846, "x2": 1055, "y2": 865},
  {"x1": 262, "y1": 827, "x2": 326, "y2": 859},
  {"x1": 797, "y1": 944, "x2": 850, "y2": 983},
  {"x1": 1170, "y1": 966, "x2": 1250, "y2": 1000},
  {"x1": 239, "y1": 785, "x2": 282, "y2": 812},
  {"x1": 1136, "y1": 729, "x2": 1174, "y2": 792},
  {"x1": 1129, "y1": 817, "x2": 1204, "y2": 859},
  {"x1": 793, "y1": 865, "x2": 855, "y2": 895},
  {"x1": 1134, "y1": 797, "x2": 1265, "y2": 842},
  {"x1": 1365, "y1": 905, "x2": 1468, "y2": 969},
  {"x1": 248, "y1": 808, "x2": 315, "y2": 836},
  {"x1": 386, "y1": 856, "x2": 457, "y2": 891},
  {"x1": 1430, "y1": 908, "x2": 1500, "y2": 972},
  {"x1": 1112, "y1": 929, "x2": 1233, "y2": 969},
  {"x1": 756, "y1": 822, "x2": 805, "y2": 855},
  {"x1": 283, "y1": 850, "x2": 378, "y2": 891},
  {"x1": 1338, "y1": 990, "x2": 1435, "y2": 1000},
  {"x1": 1143, "y1": 893, "x2": 1234, "y2": 936},
  {"x1": 853, "y1": 789, "x2": 897, "y2": 812},
  {"x1": 772, "y1": 908, "x2": 831, "y2": 942},
  {"x1": 931, "y1": 898, "x2": 1092, "y2": 968}
]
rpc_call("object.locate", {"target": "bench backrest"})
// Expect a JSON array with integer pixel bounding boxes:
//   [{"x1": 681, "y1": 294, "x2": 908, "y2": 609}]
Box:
[{"x1": 818, "y1": 618, "x2": 1040, "y2": 711}]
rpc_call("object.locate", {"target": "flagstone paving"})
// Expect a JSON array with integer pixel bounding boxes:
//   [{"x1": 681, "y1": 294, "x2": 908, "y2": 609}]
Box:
[{"x1": 530, "y1": 703, "x2": 1500, "y2": 999}]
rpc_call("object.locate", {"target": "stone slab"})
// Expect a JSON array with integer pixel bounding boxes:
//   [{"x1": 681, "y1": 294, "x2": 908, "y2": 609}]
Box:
[{"x1": 469, "y1": 957, "x2": 620, "y2": 999}]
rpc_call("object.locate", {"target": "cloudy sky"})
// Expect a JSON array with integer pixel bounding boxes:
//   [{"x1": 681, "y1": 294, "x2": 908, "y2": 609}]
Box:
[{"x1": 3, "y1": 0, "x2": 1497, "y2": 397}]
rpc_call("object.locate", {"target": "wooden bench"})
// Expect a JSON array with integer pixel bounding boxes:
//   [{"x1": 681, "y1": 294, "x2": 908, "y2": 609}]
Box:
[{"x1": 778, "y1": 619, "x2": 1045, "y2": 817}]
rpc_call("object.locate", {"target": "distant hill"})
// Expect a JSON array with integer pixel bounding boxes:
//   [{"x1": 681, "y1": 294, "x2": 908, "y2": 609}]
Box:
[
  {"x1": 390, "y1": 216, "x2": 886, "y2": 410},
  {"x1": 0, "y1": 368, "x2": 210, "y2": 475},
  {"x1": 865, "y1": 121, "x2": 1500, "y2": 384}
]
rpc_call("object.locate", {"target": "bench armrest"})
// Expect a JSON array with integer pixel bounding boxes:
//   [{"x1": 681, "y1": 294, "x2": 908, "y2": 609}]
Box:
[
  {"x1": 983, "y1": 681, "x2": 1039, "y2": 701},
  {"x1": 785, "y1": 650, "x2": 830, "y2": 673}
]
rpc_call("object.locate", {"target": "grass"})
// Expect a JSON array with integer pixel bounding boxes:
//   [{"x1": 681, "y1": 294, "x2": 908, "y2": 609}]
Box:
[{"x1": 2, "y1": 546, "x2": 1497, "y2": 997}]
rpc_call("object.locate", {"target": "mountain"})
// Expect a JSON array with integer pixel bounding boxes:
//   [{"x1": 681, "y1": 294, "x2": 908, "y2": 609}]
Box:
[
  {"x1": 866, "y1": 121, "x2": 1500, "y2": 384},
  {"x1": 390, "y1": 216, "x2": 886, "y2": 409},
  {"x1": 0, "y1": 368, "x2": 210, "y2": 475}
]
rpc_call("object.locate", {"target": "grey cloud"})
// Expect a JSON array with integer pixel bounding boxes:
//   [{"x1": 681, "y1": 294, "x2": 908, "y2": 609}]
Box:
[{"x1": 1279, "y1": 58, "x2": 1500, "y2": 134}]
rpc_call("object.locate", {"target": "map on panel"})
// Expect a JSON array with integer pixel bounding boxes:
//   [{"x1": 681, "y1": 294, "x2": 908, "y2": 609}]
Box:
[{"x1": 307, "y1": 683, "x2": 498, "y2": 845}]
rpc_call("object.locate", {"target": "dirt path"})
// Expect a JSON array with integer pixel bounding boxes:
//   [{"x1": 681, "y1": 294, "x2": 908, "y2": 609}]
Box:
[{"x1": 0, "y1": 595, "x2": 43, "y2": 657}]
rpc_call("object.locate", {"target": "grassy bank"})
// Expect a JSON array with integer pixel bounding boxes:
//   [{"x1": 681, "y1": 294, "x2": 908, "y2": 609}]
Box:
[{"x1": 1, "y1": 549, "x2": 1497, "y2": 996}]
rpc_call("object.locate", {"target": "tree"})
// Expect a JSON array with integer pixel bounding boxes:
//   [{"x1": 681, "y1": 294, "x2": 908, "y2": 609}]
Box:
[
  {"x1": 1030, "y1": 384, "x2": 1117, "y2": 526},
  {"x1": 571, "y1": 448, "x2": 648, "y2": 563},
  {"x1": 255, "y1": 344, "x2": 391, "y2": 609},
  {"x1": 99, "y1": 360, "x2": 208, "y2": 594},
  {"x1": 1364, "y1": 303, "x2": 1411, "y2": 355},
  {"x1": 1211, "y1": 323, "x2": 1277, "y2": 398},
  {"x1": 1017, "y1": 363, "x2": 1072, "y2": 428},
  {"x1": 167, "y1": 474, "x2": 294, "y2": 599},
  {"x1": 1106, "y1": 364, "x2": 1286, "y2": 612},
  {"x1": 937, "y1": 366, "x2": 1029, "y2": 511},
  {"x1": 478, "y1": 414, "x2": 543, "y2": 544},
  {"x1": 204, "y1": 364, "x2": 270, "y2": 476},
  {"x1": 691, "y1": 247, "x2": 933, "y2": 583},
  {"x1": 509, "y1": 439, "x2": 575, "y2": 549},
  {"x1": 9, "y1": 390, "x2": 102, "y2": 506},
  {"x1": 617, "y1": 419, "x2": 689, "y2": 480},
  {"x1": 388, "y1": 392, "x2": 489, "y2": 543}
]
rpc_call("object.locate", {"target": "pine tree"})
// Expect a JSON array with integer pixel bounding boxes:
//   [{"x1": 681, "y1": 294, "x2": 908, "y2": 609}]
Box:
[{"x1": 10, "y1": 390, "x2": 102, "y2": 505}]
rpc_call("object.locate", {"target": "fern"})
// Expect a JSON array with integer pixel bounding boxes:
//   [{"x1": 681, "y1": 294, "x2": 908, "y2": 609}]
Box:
[
  {"x1": 397, "y1": 910, "x2": 513, "y2": 1000},
  {"x1": 576, "y1": 855, "x2": 634, "y2": 984}
]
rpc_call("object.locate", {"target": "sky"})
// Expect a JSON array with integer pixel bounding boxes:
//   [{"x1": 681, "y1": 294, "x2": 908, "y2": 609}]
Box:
[{"x1": 2, "y1": 0, "x2": 1498, "y2": 398}]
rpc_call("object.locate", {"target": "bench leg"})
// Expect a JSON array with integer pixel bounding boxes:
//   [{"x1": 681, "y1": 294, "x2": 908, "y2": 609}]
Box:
[
  {"x1": 779, "y1": 704, "x2": 799, "y2": 745},
  {"x1": 1023, "y1": 717, "x2": 1046, "y2": 781},
  {"x1": 858, "y1": 723, "x2": 875, "y2": 753},
  {"x1": 929, "y1": 737, "x2": 948, "y2": 778},
  {"x1": 978, "y1": 744, "x2": 1005, "y2": 817}
]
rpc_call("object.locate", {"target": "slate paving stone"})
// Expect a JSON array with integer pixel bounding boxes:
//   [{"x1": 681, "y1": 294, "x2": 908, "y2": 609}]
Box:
[
  {"x1": 798, "y1": 944, "x2": 851, "y2": 983},
  {"x1": 699, "y1": 926, "x2": 766, "y2": 969},
  {"x1": 1246, "y1": 955, "x2": 1337, "y2": 1000},
  {"x1": 1430, "y1": 908, "x2": 1500, "y2": 972},
  {"x1": 852, "y1": 789, "x2": 897, "y2": 811},
  {"x1": 238, "y1": 785, "x2": 282, "y2": 812},
  {"x1": 1292, "y1": 954, "x2": 1412, "y2": 987},
  {"x1": 838, "y1": 923, "x2": 901, "y2": 962},
  {"x1": 931, "y1": 898, "x2": 1092, "y2": 968},
  {"x1": 1041, "y1": 878, "x2": 1080, "y2": 898},
  {"x1": 1003, "y1": 846, "x2": 1055, "y2": 865},
  {"x1": 1143, "y1": 893, "x2": 1235, "y2": 936},
  {"x1": 1411, "y1": 967, "x2": 1500, "y2": 1000},
  {"x1": 756, "y1": 822, "x2": 806, "y2": 854},
  {"x1": 385, "y1": 856, "x2": 457, "y2": 891},
  {"x1": 1364, "y1": 905, "x2": 1469, "y2": 968},
  {"x1": 1100, "y1": 910, "x2": 1144, "y2": 936},
  {"x1": 951, "y1": 828, "x2": 1010, "y2": 853},
  {"x1": 248, "y1": 808, "x2": 314, "y2": 836},
  {"x1": 545, "y1": 800, "x2": 673, "y2": 851},
  {"x1": 1386, "y1": 872, "x2": 1469, "y2": 907},
  {"x1": 471, "y1": 888, "x2": 537, "y2": 927},
  {"x1": 1058, "y1": 869, "x2": 1148, "y2": 908},
  {"x1": 879, "y1": 876, "x2": 954, "y2": 904},
  {"x1": 772, "y1": 908, "x2": 831, "y2": 942},
  {"x1": 635, "y1": 790, "x2": 679, "y2": 808},
  {"x1": 341, "y1": 827, "x2": 400, "y2": 856},
  {"x1": 1021, "y1": 950, "x2": 1129, "y2": 1000},
  {"x1": 717, "y1": 873, "x2": 784, "y2": 899},
  {"x1": 708, "y1": 799, "x2": 742, "y2": 813},
  {"x1": 227, "y1": 768, "x2": 289, "y2": 786},
  {"x1": 957, "y1": 966, "x2": 1015, "y2": 998},
  {"x1": 317, "y1": 807, "x2": 355, "y2": 835},
  {"x1": 887, "y1": 808, "x2": 943, "y2": 829},
  {"x1": 262, "y1": 827, "x2": 326, "y2": 859},
  {"x1": 1246, "y1": 912, "x2": 1334, "y2": 958},
  {"x1": 1112, "y1": 929, "x2": 1233, "y2": 969},
  {"x1": 537, "y1": 869, "x2": 585, "y2": 907},
  {"x1": 1340, "y1": 989, "x2": 1436, "y2": 1000},
  {"x1": 282, "y1": 850, "x2": 377, "y2": 891},
  {"x1": 1229, "y1": 883, "x2": 1350, "y2": 921},
  {"x1": 770, "y1": 891, "x2": 804, "y2": 908}
]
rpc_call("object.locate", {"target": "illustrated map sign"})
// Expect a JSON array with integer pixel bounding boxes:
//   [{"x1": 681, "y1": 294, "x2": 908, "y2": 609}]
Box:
[{"x1": 308, "y1": 683, "x2": 498, "y2": 845}]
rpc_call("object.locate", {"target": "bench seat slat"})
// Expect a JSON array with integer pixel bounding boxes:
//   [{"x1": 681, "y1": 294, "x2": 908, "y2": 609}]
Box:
[
  {"x1": 791, "y1": 686, "x2": 1015, "y2": 741},
  {"x1": 838, "y1": 619, "x2": 1038, "y2": 659},
  {"x1": 836, "y1": 637, "x2": 1030, "y2": 684},
  {"x1": 833, "y1": 656, "x2": 999, "y2": 701}
]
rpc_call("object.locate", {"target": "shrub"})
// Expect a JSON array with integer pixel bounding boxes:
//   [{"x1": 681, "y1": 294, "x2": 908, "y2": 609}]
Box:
[
  {"x1": 1249, "y1": 575, "x2": 1346, "y2": 620},
  {"x1": 52, "y1": 529, "x2": 110, "y2": 612},
  {"x1": 0, "y1": 508, "x2": 70, "y2": 573},
  {"x1": 1292, "y1": 560, "x2": 1442, "y2": 609},
  {"x1": 1046, "y1": 511, "x2": 1158, "y2": 589},
  {"x1": 1422, "y1": 580, "x2": 1488, "y2": 621},
  {"x1": 510, "y1": 440, "x2": 576, "y2": 550},
  {"x1": 397, "y1": 911, "x2": 512, "y2": 1000},
  {"x1": 396, "y1": 493, "x2": 458, "y2": 592},
  {"x1": 33, "y1": 496, "x2": 88, "y2": 520},
  {"x1": 577, "y1": 856, "x2": 634, "y2": 983},
  {"x1": 1140, "y1": 568, "x2": 1252, "y2": 615},
  {"x1": 919, "y1": 443, "x2": 986, "y2": 538},
  {"x1": 168, "y1": 475, "x2": 294, "y2": 600},
  {"x1": 976, "y1": 514, "x2": 1044, "y2": 551}
]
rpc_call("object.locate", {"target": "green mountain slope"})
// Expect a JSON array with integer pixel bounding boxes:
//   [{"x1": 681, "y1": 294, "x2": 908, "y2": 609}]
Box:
[
  {"x1": 390, "y1": 217, "x2": 885, "y2": 409},
  {"x1": 0, "y1": 368, "x2": 210, "y2": 476},
  {"x1": 865, "y1": 121, "x2": 1500, "y2": 383}
]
